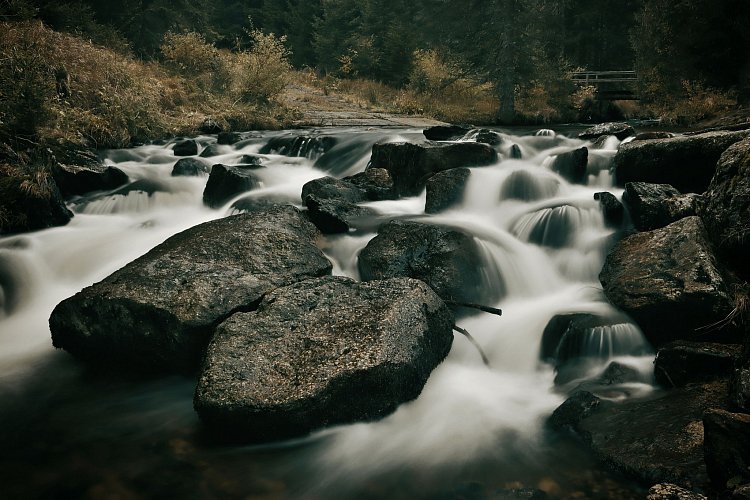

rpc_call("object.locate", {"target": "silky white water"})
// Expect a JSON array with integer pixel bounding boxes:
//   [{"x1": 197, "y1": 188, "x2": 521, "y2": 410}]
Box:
[{"x1": 0, "y1": 126, "x2": 653, "y2": 497}]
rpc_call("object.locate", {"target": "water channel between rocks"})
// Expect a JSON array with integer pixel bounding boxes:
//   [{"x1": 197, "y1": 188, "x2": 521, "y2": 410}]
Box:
[{"x1": 0, "y1": 126, "x2": 654, "y2": 498}]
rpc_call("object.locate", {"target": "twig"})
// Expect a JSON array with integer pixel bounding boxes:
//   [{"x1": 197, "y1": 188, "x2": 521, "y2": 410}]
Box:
[
  {"x1": 445, "y1": 300, "x2": 502, "y2": 317},
  {"x1": 453, "y1": 325, "x2": 490, "y2": 367}
]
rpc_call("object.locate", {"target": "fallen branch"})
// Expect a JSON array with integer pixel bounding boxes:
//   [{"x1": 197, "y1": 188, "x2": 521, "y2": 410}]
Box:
[
  {"x1": 453, "y1": 325, "x2": 490, "y2": 367},
  {"x1": 445, "y1": 300, "x2": 502, "y2": 317}
]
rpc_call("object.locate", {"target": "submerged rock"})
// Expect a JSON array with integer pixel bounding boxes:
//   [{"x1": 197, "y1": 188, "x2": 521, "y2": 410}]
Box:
[
  {"x1": 423, "y1": 124, "x2": 472, "y2": 141},
  {"x1": 202, "y1": 164, "x2": 262, "y2": 208},
  {"x1": 304, "y1": 194, "x2": 373, "y2": 234},
  {"x1": 49, "y1": 207, "x2": 332, "y2": 372},
  {"x1": 599, "y1": 217, "x2": 735, "y2": 347},
  {"x1": 508, "y1": 144, "x2": 523, "y2": 159},
  {"x1": 550, "y1": 147, "x2": 588, "y2": 184},
  {"x1": 511, "y1": 205, "x2": 587, "y2": 248},
  {"x1": 358, "y1": 220, "x2": 497, "y2": 304},
  {"x1": 259, "y1": 134, "x2": 337, "y2": 159},
  {"x1": 699, "y1": 136, "x2": 750, "y2": 278},
  {"x1": 612, "y1": 130, "x2": 750, "y2": 193},
  {"x1": 369, "y1": 141, "x2": 497, "y2": 196},
  {"x1": 703, "y1": 409, "x2": 750, "y2": 491},
  {"x1": 217, "y1": 131, "x2": 242, "y2": 145},
  {"x1": 579, "y1": 122, "x2": 636, "y2": 141},
  {"x1": 52, "y1": 162, "x2": 129, "y2": 197},
  {"x1": 425, "y1": 168, "x2": 470, "y2": 213},
  {"x1": 194, "y1": 276, "x2": 454, "y2": 443},
  {"x1": 622, "y1": 182, "x2": 699, "y2": 231},
  {"x1": 171, "y1": 158, "x2": 210, "y2": 177},
  {"x1": 501, "y1": 170, "x2": 559, "y2": 202},
  {"x1": 199, "y1": 144, "x2": 224, "y2": 158},
  {"x1": 654, "y1": 341, "x2": 741, "y2": 388},
  {"x1": 173, "y1": 139, "x2": 198, "y2": 156},
  {"x1": 547, "y1": 391, "x2": 600, "y2": 433}
]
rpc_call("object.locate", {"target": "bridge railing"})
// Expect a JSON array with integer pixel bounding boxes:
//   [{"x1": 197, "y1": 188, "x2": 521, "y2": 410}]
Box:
[{"x1": 569, "y1": 70, "x2": 638, "y2": 84}]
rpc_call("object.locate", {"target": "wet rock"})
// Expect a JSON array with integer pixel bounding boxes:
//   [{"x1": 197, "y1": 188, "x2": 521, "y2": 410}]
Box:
[
  {"x1": 51, "y1": 162, "x2": 129, "y2": 197},
  {"x1": 508, "y1": 144, "x2": 523, "y2": 159},
  {"x1": 730, "y1": 364, "x2": 750, "y2": 412},
  {"x1": 541, "y1": 314, "x2": 614, "y2": 364},
  {"x1": 511, "y1": 205, "x2": 584, "y2": 248},
  {"x1": 599, "y1": 361, "x2": 642, "y2": 385},
  {"x1": 199, "y1": 144, "x2": 224, "y2": 158},
  {"x1": 579, "y1": 122, "x2": 636, "y2": 141},
  {"x1": 358, "y1": 220, "x2": 496, "y2": 304},
  {"x1": 259, "y1": 135, "x2": 337, "y2": 159},
  {"x1": 199, "y1": 117, "x2": 222, "y2": 134},
  {"x1": 229, "y1": 196, "x2": 291, "y2": 214},
  {"x1": 217, "y1": 132, "x2": 242, "y2": 145},
  {"x1": 547, "y1": 391, "x2": 600, "y2": 433},
  {"x1": 495, "y1": 488, "x2": 549, "y2": 499},
  {"x1": 173, "y1": 140, "x2": 198, "y2": 156},
  {"x1": 599, "y1": 217, "x2": 735, "y2": 347},
  {"x1": 368, "y1": 141, "x2": 497, "y2": 196},
  {"x1": 594, "y1": 191, "x2": 624, "y2": 228},
  {"x1": 202, "y1": 164, "x2": 262, "y2": 208},
  {"x1": 425, "y1": 168, "x2": 470, "y2": 214},
  {"x1": 699, "y1": 136, "x2": 750, "y2": 278},
  {"x1": 301, "y1": 177, "x2": 367, "y2": 204},
  {"x1": 171, "y1": 158, "x2": 210, "y2": 177},
  {"x1": 194, "y1": 276, "x2": 454, "y2": 443},
  {"x1": 622, "y1": 182, "x2": 699, "y2": 231},
  {"x1": 49, "y1": 207, "x2": 332, "y2": 373},
  {"x1": 654, "y1": 341, "x2": 741, "y2": 388},
  {"x1": 578, "y1": 380, "x2": 727, "y2": 489},
  {"x1": 646, "y1": 483, "x2": 706, "y2": 500},
  {"x1": 475, "y1": 128, "x2": 503, "y2": 146},
  {"x1": 550, "y1": 147, "x2": 588, "y2": 184},
  {"x1": 304, "y1": 194, "x2": 373, "y2": 234},
  {"x1": 236, "y1": 154, "x2": 264, "y2": 166},
  {"x1": 344, "y1": 168, "x2": 396, "y2": 201},
  {"x1": 703, "y1": 409, "x2": 750, "y2": 491},
  {"x1": 634, "y1": 132, "x2": 674, "y2": 141},
  {"x1": 0, "y1": 168, "x2": 73, "y2": 235},
  {"x1": 423, "y1": 124, "x2": 472, "y2": 141},
  {"x1": 733, "y1": 485, "x2": 750, "y2": 499},
  {"x1": 500, "y1": 170, "x2": 559, "y2": 202},
  {"x1": 612, "y1": 130, "x2": 750, "y2": 193}
]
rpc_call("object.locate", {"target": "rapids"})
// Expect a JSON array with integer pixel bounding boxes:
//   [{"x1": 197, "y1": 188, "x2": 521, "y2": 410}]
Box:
[{"x1": 0, "y1": 127, "x2": 653, "y2": 498}]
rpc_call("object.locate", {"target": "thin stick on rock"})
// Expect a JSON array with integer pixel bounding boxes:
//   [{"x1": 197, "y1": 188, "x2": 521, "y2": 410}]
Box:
[
  {"x1": 445, "y1": 300, "x2": 503, "y2": 317},
  {"x1": 453, "y1": 325, "x2": 490, "y2": 367}
]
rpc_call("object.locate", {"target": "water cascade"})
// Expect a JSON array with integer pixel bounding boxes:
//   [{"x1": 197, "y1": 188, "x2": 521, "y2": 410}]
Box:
[{"x1": 0, "y1": 127, "x2": 654, "y2": 497}]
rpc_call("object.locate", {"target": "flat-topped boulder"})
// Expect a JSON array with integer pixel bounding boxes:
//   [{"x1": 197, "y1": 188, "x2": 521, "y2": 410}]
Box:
[
  {"x1": 612, "y1": 130, "x2": 750, "y2": 193},
  {"x1": 49, "y1": 207, "x2": 332, "y2": 372},
  {"x1": 599, "y1": 217, "x2": 735, "y2": 347},
  {"x1": 368, "y1": 141, "x2": 496, "y2": 196},
  {"x1": 654, "y1": 341, "x2": 742, "y2": 387},
  {"x1": 194, "y1": 276, "x2": 454, "y2": 443},
  {"x1": 622, "y1": 182, "x2": 700, "y2": 231},
  {"x1": 423, "y1": 124, "x2": 472, "y2": 141},
  {"x1": 52, "y1": 162, "x2": 129, "y2": 197}
]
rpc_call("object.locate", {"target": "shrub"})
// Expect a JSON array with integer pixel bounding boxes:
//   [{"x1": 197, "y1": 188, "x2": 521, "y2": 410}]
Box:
[
  {"x1": 232, "y1": 29, "x2": 292, "y2": 104},
  {"x1": 161, "y1": 32, "x2": 231, "y2": 92},
  {"x1": 516, "y1": 82, "x2": 559, "y2": 123}
]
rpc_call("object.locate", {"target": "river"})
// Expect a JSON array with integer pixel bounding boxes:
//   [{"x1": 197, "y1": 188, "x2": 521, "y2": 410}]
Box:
[{"x1": 0, "y1": 126, "x2": 653, "y2": 498}]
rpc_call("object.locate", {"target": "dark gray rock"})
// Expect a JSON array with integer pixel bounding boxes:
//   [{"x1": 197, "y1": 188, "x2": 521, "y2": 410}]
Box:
[
  {"x1": 599, "y1": 361, "x2": 642, "y2": 385},
  {"x1": 0, "y1": 169, "x2": 73, "y2": 235},
  {"x1": 540, "y1": 314, "x2": 614, "y2": 364},
  {"x1": 423, "y1": 124, "x2": 472, "y2": 141},
  {"x1": 730, "y1": 363, "x2": 750, "y2": 413},
  {"x1": 194, "y1": 276, "x2": 454, "y2": 443},
  {"x1": 358, "y1": 220, "x2": 498, "y2": 304},
  {"x1": 622, "y1": 182, "x2": 699, "y2": 231},
  {"x1": 217, "y1": 132, "x2": 242, "y2": 145},
  {"x1": 704, "y1": 409, "x2": 750, "y2": 491},
  {"x1": 511, "y1": 205, "x2": 583, "y2": 248},
  {"x1": 304, "y1": 194, "x2": 373, "y2": 234},
  {"x1": 301, "y1": 176, "x2": 367, "y2": 204},
  {"x1": 699, "y1": 136, "x2": 750, "y2": 278},
  {"x1": 508, "y1": 144, "x2": 523, "y2": 159},
  {"x1": 547, "y1": 391, "x2": 600, "y2": 433},
  {"x1": 345, "y1": 168, "x2": 396, "y2": 201},
  {"x1": 475, "y1": 128, "x2": 502, "y2": 146},
  {"x1": 171, "y1": 158, "x2": 210, "y2": 177},
  {"x1": 199, "y1": 144, "x2": 225, "y2": 158},
  {"x1": 173, "y1": 139, "x2": 198, "y2": 156},
  {"x1": 500, "y1": 170, "x2": 559, "y2": 201},
  {"x1": 612, "y1": 130, "x2": 750, "y2": 193},
  {"x1": 259, "y1": 135, "x2": 337, "y2": 159},
  {"x1": 599, "y1": 217, "x2": 735, "y2": 347},
  {"x1": 368, "y1": 141, "x2": 497, "y2": 196},
  {"x1": 202, "y1": 164, "x2": 262, "y2": 208},
  {"x1": 200, "y1": 117, "x2": 223, "y2": 134},
  {"x1": 52, "y1": 162, "x2": 129, "y2": 197},
  {"x1": 229, "y1": 196, "x2": 290, "y2": 214},
  {"x1": 49, "y1": 207, "x2": 332, "y2": 372},
  {"x1": 654, "y1": 341, "x2": 742, "y2": 387},
  {"x1": 634, "y1": 132, "x2": 674, "y2": 141},
  {"x1": 646, "y1": 483, "x2": 706, "y2": 500},
  {"x1": 579, "y1": 122, "x2": 636, "y2": 141},
  {"x1": 594, "y1": 191, "x2": 624, "y2": 228},
  {"x1": 236, "y1": 154, "x2": 264, "y2": 166},
  {"x1": 425, "y1": 168, "x2": 470, "y2": 214},
  {"x1": 550, "y1": 147, "x2": 588, "y2": 184}
]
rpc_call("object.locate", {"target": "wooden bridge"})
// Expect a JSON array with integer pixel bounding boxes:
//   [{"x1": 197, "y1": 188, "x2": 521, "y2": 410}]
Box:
[{"x1": 570, "y1": 70, "x2": 639, "y2": 100}]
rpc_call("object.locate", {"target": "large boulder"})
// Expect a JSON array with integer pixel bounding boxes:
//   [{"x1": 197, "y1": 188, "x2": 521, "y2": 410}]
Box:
[
  {"x1": 699, "y1": 136, "x2": 750, "y2": 278},
  {"x1": 579, "y1": 122, "x2": 636, "y2": 141},
  {"x1": 550, "y1": 147, "x2": 588, "y2": 184},
  {"x1": 301, "y1": 176, "x2": 367, "y2": 204},
  {"x1": 194, "y1": 276, "x2": 454, "y2": 443},
  {"x1": 423, "y1": 124, "x2": 472, "y2": 141},
  {"x1": 173, "y1": 139, "x2": 198, "y2": 156},
  {"x1": 304, "y1": 194, "x2": 374, "y2": 234},
  {"x1": 202, "y1": 164, "x2": 262, "y2": 208},
  {"x1": 51, "y1": 162, "x2": 129, "y2": 197},
  {"x1": 171, "y1": 158, "x2": 210, "y2": 177},
  {"x1": 368, "y1": 141, "x2": 497, "y2": 196},
  {"x1": 0, "y1": 166, "x2": 73, "y2": 235},
  {"x1": 425, "y1": 168, "x2": 470, "y2": 214},
  {"x1": 703, "y1": 409, "x2": 750, "y2": 491},
  {"x1": 49, "y1": 207, "x2": 332, "y2": 372},
  {"x1": 358, "y1": 220, "x2": 497, "y2": 304},
  {"x1": 612, "y1": 130, "x2": 750, "y2": 193},
  {"x1": 654, "y1": 341, "x2": 742, "y2": 387},
  {"x1": 259, "y1": 135, "x2": 337, "y2": 159},
  {"x1": 599, "y1": 217, "x2": 735, "y2": 347},
  {"x1": 622, "y1": 182, "x2": 700, "y2": 231}
]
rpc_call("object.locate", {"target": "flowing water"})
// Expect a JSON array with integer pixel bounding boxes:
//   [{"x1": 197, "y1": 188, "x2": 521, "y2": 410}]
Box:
[{"x1": 0, "y1": 127, "x2": 654, "y2": 498}]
